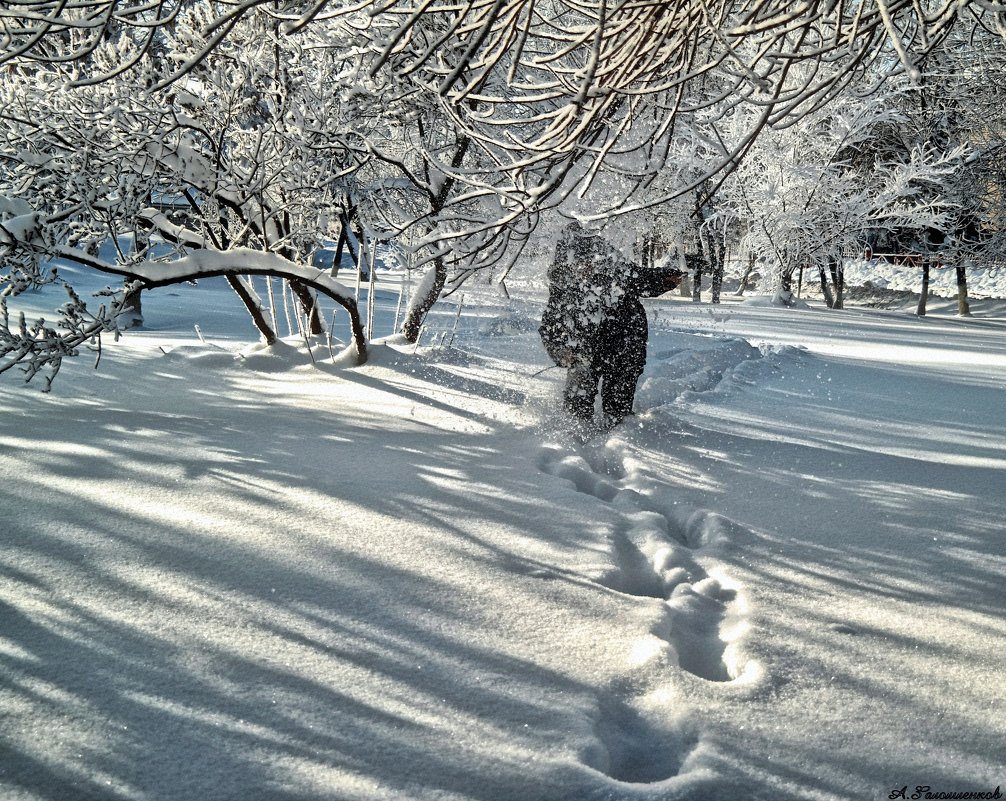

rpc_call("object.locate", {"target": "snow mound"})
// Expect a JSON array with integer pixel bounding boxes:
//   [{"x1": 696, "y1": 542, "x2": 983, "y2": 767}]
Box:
[
  {"x1": 156, "y1": 339, "x2": 362, "y2": 373},
  {"x1": 636, "y1": 337, "x2": 763, "y2": 410},
  {"x1": 741, "y1": 291, "x2": 812, "y2": 309},
  {"x1": 238, "y1": 339, "x2": 346, "y2": 372},
  {"x1": 844, "y1": 258, "x2": 1006, "y2": 300},
  {"x1": 477, "y1": 308, "x2": 538, "y2": 337},
  {"x1": 158, "y1": 342, "x2": 241, "y2": 369}
]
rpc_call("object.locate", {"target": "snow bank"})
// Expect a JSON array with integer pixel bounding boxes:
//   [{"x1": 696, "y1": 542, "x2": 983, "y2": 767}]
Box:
[
  {"x1": 844, "y1": 258, "x2": 1006, "y2": 300},
  {"x1": 636, "y1": 336, "x2": 763, "y2": 411}
]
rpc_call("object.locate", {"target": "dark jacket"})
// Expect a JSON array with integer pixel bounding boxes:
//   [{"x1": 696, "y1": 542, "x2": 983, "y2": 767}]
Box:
[{"x1": 539, "y1": 230, "x2": 681, "y2": 372}]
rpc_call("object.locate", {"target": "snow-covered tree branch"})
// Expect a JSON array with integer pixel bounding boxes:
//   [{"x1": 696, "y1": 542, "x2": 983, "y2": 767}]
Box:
[
  {"x1": 0, "y1": 8, "x2": 377, "y2": 383},
  {"x1": 3, "y1": 0, "x2": 1006, "y2": 382}
]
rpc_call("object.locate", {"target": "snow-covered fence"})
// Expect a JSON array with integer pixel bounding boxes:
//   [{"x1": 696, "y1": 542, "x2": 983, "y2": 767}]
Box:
[{"x1": 864, "y1": 251, "x2": 949, "y2": 269}]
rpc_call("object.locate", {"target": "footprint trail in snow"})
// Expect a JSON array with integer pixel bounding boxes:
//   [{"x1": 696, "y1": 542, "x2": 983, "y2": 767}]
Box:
[
  {"x1": 535, "y1": 333, "x2": 769, "y2": 786},
  {"x1": 538, "y1": 444, "x2": 757, "y2": 685}
]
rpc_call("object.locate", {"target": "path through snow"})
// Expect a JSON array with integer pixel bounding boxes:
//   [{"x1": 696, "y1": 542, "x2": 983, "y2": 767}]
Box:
[{"x1": 0, "y1": 281, "x2": 1003, "y2": 801}]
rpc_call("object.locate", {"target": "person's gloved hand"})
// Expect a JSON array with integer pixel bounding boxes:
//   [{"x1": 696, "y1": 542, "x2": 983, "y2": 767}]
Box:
[{"x1": 664, "y1": 269, "x2": 685, "y2": 291}]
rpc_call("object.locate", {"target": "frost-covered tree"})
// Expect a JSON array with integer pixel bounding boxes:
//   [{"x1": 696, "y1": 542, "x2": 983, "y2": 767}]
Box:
[
  {"x1": 0, "y1": 8, "x2": 379, "y2": 387},
  {"x1": 348, "y1": 0, "x2": 1005, "y2": 317},
  {"x1": 5, "y1": 3, "x2": 1006, "y2": 204},
  {"x1": 907, "y1": 23, "x2": 1006, "y2": 314},
  {"x1": 714, "y1": 80, "x2": 966, "y2": 306}
]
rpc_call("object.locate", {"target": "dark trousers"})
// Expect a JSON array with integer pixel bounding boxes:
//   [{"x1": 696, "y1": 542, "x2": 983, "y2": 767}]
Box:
[
  {"x1": 561, "y1": 302, "x2": 649, "y2": 426},
  {"x1": 563, "y1": 357, "x2": 642, "y2": 424}
]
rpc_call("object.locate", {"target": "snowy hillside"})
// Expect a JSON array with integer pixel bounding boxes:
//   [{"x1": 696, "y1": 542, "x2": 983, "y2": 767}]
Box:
[{"x1": 0, "y1": 266, "x2": 1003, "y2": 801}]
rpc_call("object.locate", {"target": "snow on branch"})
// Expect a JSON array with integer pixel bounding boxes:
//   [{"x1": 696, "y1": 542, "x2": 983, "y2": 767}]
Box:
[
  {"x1": 54, "y1": 244, "x2": 368, "y2": 360},
  {"x1": 1, "y1": 224, "x2": 368, "y2": 389},
  {"x1": 0, "y1": 280, "x2": 141, "y2": 391}
]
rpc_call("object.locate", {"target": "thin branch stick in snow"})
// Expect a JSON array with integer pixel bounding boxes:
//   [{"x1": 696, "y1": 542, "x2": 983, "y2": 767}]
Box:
[
  {"x1": 367, "y1": 240, "x2": 376, "y2": 337},
  {"x1": 282, "y1": 280, "x2": 294, "y2": 338},
  {"x1": 393, "y1": 280, "x2": 405, "y2": 335},
  {"x1": 267, "y1": 277, "x2": 278, "y2": 335},
  {"x1": 355, "y1": 236, "x2": 363, "y2": 306},
  {"x1": 301, "y1": 314, "x2": 317, "y2": 364},
  {"x1": 448, "y1": 294, "x2": 464, "y2": 347}
]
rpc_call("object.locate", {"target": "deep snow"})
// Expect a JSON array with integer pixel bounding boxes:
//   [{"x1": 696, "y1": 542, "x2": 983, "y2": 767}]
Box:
[{"x1": 0, "y1": 264, "x2": 1003, "y2": 801}]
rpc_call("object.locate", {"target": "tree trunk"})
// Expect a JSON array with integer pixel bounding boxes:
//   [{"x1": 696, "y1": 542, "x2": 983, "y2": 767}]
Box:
[
  {"x1": 638, "y1": 233, "x2": 652, "y2": 269},
  {"x1": 402, "y1": 256, "x2": 448, "y2": 343},
  {"x1": 289, "y1": 279, "x2": 324, "y2": 335},
  {"x1": 710, "y1": 242, "x2": 724, "y2": 304},
  {"x1": 226, "y1": 275, "x2": 277, "y2": 344},
  {"x1": 339, "y1": 213, "x2": 359, "y2": 268},
  {"x1": 333, "y1": 224, "x2": 348, "y2": 273},
  {"x1": 691, "y1": 257, "x2": 703, "y2": 302},
  {"x1": 735, "y1": 254, "x2": 755, "y2": 296},
  {"x1": 118, "y1": 288, "x2": 143, "y2": 328},
  {"x1": 829, "y1": 257, "x2": 845, "y2": 309},
  {"x1": 916, "y1": 261, "x2": 930, "y2": 316},
  {"x1": 818, "y1": 265, "x2": 834, "y2": 307},
  {"x1": 691, "y1": 199, "x2": 707, "y2": 303},
  {"x1": 780, "y1": 268, "x2": 793, "y2": 295},
  {"x1": 402, "y1": 132, "x2": 472, "y2": 338},
  {"x1": 955, "y1": 262, "x2": 972, "y2": 317},
  {"x1": 342, "y1": 295, "x2": 368, "y2": 364}
]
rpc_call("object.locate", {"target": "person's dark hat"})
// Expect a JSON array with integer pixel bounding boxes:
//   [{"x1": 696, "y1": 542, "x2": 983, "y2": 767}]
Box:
[{"x1": 564, "y1": 221, "x2": 593, "y2": 260}]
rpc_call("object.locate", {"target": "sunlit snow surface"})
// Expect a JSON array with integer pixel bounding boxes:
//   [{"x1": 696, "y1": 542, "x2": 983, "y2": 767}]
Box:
[{"x1": 1, "y1": 268, "x2": 1003, "y2": 801}]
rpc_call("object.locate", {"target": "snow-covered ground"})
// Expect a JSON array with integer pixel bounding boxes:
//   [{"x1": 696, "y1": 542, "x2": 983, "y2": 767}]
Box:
[{"x1": 1, "y1": 265, "x2": 1003, "y2": 801}]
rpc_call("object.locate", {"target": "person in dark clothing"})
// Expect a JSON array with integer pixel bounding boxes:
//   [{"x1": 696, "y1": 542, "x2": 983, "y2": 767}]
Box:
[{"x1": 539, "y1": 223, "x2": 683, "y2": 430}]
